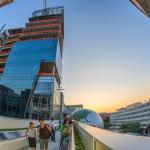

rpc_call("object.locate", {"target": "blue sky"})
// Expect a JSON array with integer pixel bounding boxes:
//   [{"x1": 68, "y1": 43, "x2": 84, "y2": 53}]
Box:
[{"x1": 1, "y1": 0, "x2": 150, "y2": 112}]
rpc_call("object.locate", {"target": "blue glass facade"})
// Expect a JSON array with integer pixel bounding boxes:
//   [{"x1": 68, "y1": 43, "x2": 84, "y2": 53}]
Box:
[
  {"x1": 1, "y1": 39, "x2": 59, "y2": 93},
  {"x1": 0, "y1": 39, "x2": 62, "y2": 119},
  {"x1": 34, "y1": 76, "x2": 54, "y2": 95}
]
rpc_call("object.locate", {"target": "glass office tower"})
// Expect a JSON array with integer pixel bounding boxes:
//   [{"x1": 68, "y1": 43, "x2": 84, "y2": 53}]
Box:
[
  {"x1": 0, "y1": 7, "x2": 64, "y2": 119},
  {"x1": 0, "y1": 39, "x2": 61, "y2": 119}
]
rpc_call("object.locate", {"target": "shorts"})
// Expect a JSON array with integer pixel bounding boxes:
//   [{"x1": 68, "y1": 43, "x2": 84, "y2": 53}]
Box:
[
  {"x1": 39, "y1": 138, "x2": 49, "y2": 149},
  {"x1": 28, "y1": 137, "x2": 36, "y2": 148}
]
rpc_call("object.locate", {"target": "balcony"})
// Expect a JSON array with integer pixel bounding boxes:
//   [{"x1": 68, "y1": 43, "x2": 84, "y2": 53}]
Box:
[
  {"x1": 0, "y1": 58, "x2": 7, "y2": 64},
  {"x1": 0, "y1": 68, "x2": 4, "y2": 72},
  {"x1": 21, "y1": 29, "x2": 58, "y2": 35},
  {"x1": 26, "y1": 23, "x2": 60, "y2": 29},
  {"x1": 0, "y1": 51, "x2": 10, "y2": 57},
  {"x1": 4, "y1": 38, "x2": 19, "y2": 45},
  {"x1": 28, "y1": 17, "x2": 61, "y2": 24}
]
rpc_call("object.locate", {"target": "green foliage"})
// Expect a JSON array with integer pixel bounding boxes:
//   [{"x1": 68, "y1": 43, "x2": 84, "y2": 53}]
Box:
[
  {"x1": 121, "y1": 122, "x2": 140, "y2": 133},
  {"x1": 104, "y1": 116, "x2": 110, "y2": 129},
  {"x1": 74, "y1": 127, "x2": 86, "y2": 150}
]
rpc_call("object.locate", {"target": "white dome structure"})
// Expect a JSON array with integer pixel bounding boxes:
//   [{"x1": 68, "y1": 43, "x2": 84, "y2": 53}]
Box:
[{"x1": 72, "y1": 109, "x2": 104, "y2": 128}]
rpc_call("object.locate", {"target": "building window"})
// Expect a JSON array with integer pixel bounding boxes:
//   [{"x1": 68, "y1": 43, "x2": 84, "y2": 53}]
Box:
[{"x1": 8, "y1": 105, "x2": 11, "y2": 112}]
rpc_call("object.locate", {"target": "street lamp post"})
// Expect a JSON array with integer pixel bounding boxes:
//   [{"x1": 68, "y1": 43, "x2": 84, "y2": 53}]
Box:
[{"x1": 57, "y1": 88, "x2": 65, "y2": 125}]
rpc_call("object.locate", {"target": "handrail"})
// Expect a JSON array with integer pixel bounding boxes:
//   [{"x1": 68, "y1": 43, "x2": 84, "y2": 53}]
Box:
[
  {"x1": 76, "y1": 122, "x2": 150, "y2": 150},
  {"x1": 69, "y1": 125, "x2": 75, "y2": 150},
  {"x1": 0, "y1": 137, "x2": 28, "y2": 150},
  {"x1": 0, "y1": 116, "x2": 39, "y2": 129}
]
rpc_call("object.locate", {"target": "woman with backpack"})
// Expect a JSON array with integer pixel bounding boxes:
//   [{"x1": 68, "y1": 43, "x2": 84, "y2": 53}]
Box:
[
  {"x1": 37, "y1": 118, "x2": 51, "y2": 150},
  {"x1": 25, "y1": 122, "x2": 36, "y2": 150}
]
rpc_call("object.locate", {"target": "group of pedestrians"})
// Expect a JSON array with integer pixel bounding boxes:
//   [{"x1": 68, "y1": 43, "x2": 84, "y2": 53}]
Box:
[
  {"x1": 25, "y1": 117, "x2": 56, "y2": 150},
  {"x1": 25, "y1": 116, "x2": 72, "y2": 150}
]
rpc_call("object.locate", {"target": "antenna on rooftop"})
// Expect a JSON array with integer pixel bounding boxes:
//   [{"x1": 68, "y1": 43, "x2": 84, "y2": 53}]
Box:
[{"x1": 43, "y1": 0, "x2": 48, "y2": 9}]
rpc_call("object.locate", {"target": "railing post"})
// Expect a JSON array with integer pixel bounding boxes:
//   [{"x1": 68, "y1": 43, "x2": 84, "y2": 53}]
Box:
[
  {"x1": 92, "y1": 137, "x2": 95, "y2": 150},
  {"x1": 68, "y1": 124, "x2": 75, "y2": 150},
  {"x1": 93, "y1": 138, "x2": 97, "y2": 150}
]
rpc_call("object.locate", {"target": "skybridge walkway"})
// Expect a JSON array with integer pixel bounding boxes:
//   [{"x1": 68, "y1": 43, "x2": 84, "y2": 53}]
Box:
[{"x1": 1, "y1": 116, "x2": 150, "y2": 150}]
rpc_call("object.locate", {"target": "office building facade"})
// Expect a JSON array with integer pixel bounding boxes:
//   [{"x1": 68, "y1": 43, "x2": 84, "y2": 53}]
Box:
[
  {"x1": 0, "y1": 7, "x2": 64, "y2": 119},
  {"x1": 110, "y1": 101, "x2": 150, "y2": 128}
]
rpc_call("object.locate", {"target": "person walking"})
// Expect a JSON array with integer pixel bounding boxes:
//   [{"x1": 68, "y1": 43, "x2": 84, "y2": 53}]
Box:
[
  {"x1": 48, "y1": 117, "x2": 56, "y2": 142},
  {"x1": 25, "y1": 122, "x2": 36, "y2": 150},
  {"x1": 37, "y1": 118, "x2": 51, "y2": 150},
  {"x1": 59, "y1": 118, "x2": 72, "y2": 150}
]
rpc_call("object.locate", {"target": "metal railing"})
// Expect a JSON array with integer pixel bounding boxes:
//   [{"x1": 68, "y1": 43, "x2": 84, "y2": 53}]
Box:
[{"x1": 32, "y1": 6, "x2": 64, "y2": 17}]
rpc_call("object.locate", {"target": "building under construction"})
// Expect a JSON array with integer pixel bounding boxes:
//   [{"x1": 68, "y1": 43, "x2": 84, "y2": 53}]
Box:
[{"x1": 0, "y1": 6, "x2": 64, "y2": 119}]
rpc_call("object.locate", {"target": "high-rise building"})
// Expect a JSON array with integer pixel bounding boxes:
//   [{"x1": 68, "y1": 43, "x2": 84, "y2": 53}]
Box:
[
  {"x1": 0, "y1": 6, "x2": 64, "y2": 119},
  {"x1": 0, "y1": 0, "x2": 13, "y2": 8},
  {"x1": 130, "y1": 0, "x2": 150, "y2": 17}
]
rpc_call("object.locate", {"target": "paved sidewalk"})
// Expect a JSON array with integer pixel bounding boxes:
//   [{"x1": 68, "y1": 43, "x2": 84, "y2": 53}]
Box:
[{"x1": 25, "y1": 131, "x2": 61, "y2": 150}]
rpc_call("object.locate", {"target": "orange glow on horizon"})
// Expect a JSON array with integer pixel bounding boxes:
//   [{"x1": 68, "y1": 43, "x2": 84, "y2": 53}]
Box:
[{"x1": 65, "y1": 95, "x2": 150, "y2": 113}]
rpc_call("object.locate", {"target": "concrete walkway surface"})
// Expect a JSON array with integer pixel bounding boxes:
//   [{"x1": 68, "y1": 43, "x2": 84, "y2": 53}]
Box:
[{"x1": 24, "y1": 131, "x2": 61, "y2": 150}]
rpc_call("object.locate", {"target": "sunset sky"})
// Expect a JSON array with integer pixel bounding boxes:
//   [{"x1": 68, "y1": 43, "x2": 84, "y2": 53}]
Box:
[{"x1": 1, "y1": 0, "x2": 150, "y2": 113}]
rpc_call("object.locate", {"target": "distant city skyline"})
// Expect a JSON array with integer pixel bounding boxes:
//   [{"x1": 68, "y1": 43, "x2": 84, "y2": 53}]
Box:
[{"x1": 1, "y1": 0, "x2": 150, "y2": 113}]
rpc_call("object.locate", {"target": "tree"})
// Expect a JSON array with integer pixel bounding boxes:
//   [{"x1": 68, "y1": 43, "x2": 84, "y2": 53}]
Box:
[
  {"x1": 104, "y1": 116, "x2": 110, "y2": 129},
  {"x1": 121, "y1": 122, "x2": 141, "y2": 133}
]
